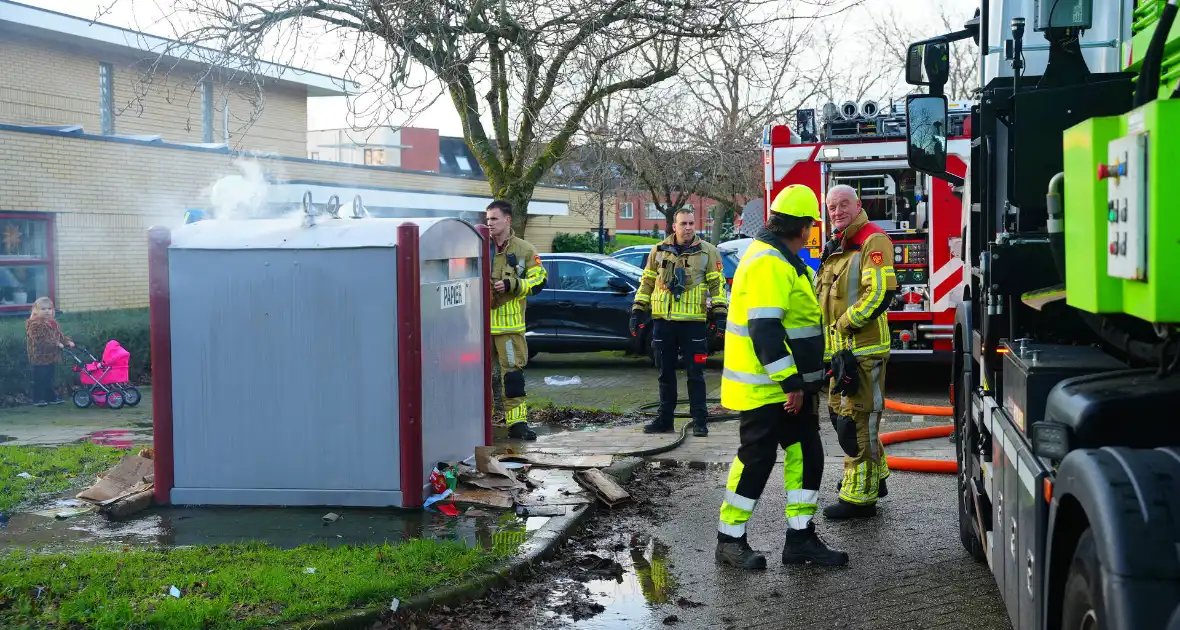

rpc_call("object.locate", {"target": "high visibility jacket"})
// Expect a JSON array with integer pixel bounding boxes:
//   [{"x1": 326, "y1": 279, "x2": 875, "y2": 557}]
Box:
[
  {"x1": 490, "y1": 231, "x2": 547, "y2": 334},
  {"x1": 815, "y1": 212, "x2": 898, "y2": 359},
  {"x1": 633, "y1": 235, "x2": 728, "y2": 321},
  {"x1": 720, "y1": 231, "x2": 826, "y2": 412}
]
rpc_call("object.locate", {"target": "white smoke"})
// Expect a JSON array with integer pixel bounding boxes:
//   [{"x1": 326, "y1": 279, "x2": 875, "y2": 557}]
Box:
[{"x1": 207, "y1": 159, "x2": 270, "y2": 220}]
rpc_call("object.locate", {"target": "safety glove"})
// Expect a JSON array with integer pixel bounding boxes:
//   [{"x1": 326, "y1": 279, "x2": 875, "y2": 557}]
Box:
[
  {"x1": 629, "y1": 309, "x2": 649, "y2": 337},
  {"x1": 827, "y1": 349, "x2": 859, "y2": 396}
]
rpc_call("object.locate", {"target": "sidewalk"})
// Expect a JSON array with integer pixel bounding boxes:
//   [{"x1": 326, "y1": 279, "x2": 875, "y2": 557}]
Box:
[{"x1": 0, "y1": 389, "x2": 153, "y2": 447}]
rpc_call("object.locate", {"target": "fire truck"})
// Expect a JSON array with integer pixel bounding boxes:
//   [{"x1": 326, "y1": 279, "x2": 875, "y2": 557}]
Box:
[{"x1": 760, "y1": 100, "x2": 972, "y2": 361}]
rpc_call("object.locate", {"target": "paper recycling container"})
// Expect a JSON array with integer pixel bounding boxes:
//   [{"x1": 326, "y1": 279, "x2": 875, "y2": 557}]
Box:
[{"x1": 147, "y1": 216, "x2": 493, "y2": 507}]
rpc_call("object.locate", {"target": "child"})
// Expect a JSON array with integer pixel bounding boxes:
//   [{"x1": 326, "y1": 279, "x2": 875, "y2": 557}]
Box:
[{"x1": 25, "y1": 297, "x2": 73, "y2": 406}]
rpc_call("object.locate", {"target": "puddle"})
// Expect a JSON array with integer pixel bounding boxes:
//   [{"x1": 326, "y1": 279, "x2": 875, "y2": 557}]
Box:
[
  {"x1": 0, "y1": 435, "x2": 15, "y2": 444},
  {"x1": 81, "y1": 428, "x2": 151, "y2": 448},
  {"x1": 545, "y1": 533, "x2": 679, "y2": 628},
  {"x1": 0, "y1": 502, "x2": 547, "y2": 553}
]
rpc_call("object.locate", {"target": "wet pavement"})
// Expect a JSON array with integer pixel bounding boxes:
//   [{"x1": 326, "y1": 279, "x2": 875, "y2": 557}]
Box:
[
  {"x1": 0, "y1": 388, "x2": 153, "y2": 447},
  {"x1": 385, "y1": 462, "x2": 1010, "y2": 630}
]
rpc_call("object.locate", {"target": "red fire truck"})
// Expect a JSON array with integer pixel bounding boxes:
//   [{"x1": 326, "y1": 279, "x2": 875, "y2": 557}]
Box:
[{"x1": 760, "y1": 99, "x2": 972, "y2": 361}]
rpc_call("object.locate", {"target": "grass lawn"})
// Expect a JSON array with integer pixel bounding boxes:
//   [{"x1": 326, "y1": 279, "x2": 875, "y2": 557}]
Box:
[
  {"x1": 0, "y1": 443, "x2": 125, "y2": 514},
  {"x1": 613, "y1": 234, "x2": 660, "y2": 248},
  {"x1": 0, "y1": 538, "x2": 503, "y2": 630}
]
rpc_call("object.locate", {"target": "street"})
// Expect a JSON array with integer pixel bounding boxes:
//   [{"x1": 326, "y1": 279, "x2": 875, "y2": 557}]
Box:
[{"x1": 382, "y1": 352, "x2": 1011, "y2": 630}]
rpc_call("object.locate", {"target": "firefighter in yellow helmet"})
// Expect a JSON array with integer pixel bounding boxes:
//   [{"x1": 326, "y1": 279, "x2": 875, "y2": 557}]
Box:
[
  {"x1": 486, "y1": 200, "x2": 548, "y2": 441},
  {"x1": 816, "y1": 184, "x2": 898, "y2": 518},
  {"x1": 715, "y1": 184, "x2": 848, "y2": 569}
]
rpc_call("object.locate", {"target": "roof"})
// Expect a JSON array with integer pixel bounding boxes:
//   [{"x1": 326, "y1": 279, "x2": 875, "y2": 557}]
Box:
[
  {"x1": 170, "y1": 217, "x2": 473, "y2": 250},
  {"x1": 0, "y1": 0, "x2": 356, "y2": 97}
]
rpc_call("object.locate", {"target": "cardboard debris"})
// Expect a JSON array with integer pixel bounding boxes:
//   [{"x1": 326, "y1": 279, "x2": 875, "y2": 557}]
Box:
[
  {"x1": 475, "y1": 446, "x2": 521, "y2": 482},
  {"x1": 575, "y1": 468, "x2": 631, "y2": 508},
  {"x1": 499, "y1": 453, "x2": 613, "y2": 470},
  {"x1": 103, "y1": 488, "x2": 154, "y2": 520},
  {"x1": 452, "y1": 486, "x2": 514, "y2": 509},
  {"x1": 77, "y1": 454, "x2": 153, "y2": 503}
]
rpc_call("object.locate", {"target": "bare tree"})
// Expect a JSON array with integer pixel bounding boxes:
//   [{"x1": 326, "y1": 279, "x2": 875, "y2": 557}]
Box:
[
  {"x1": 870, "y1": 4, "x2": 980, "y2": 100},
  {"x1": 128, "y1": 0, "x2": 867, "y2": 238}
]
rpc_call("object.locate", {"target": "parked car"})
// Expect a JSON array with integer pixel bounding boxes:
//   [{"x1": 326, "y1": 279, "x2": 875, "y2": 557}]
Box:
[
  {"x1": 610, "y1": 244, "x2": 741, "y2": 293},
  {"x1": 523, "y1": 253, "x2": 722, "y2": 362}
]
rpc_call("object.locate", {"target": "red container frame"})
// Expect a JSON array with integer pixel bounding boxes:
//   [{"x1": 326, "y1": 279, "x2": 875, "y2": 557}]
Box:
[{"x1": 147, "y1": 220, "x2": 492, "y2": 507}]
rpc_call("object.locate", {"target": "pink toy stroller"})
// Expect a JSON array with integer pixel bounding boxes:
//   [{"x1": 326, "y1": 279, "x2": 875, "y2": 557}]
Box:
[{"x1": 64, "y1": 340, "x2": 141, "y2": 410}]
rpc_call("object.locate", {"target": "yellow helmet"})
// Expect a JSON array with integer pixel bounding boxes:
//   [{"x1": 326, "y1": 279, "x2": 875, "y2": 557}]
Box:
[{"x1": 769, "y1": 185, "x2": 820, "y2": 221}]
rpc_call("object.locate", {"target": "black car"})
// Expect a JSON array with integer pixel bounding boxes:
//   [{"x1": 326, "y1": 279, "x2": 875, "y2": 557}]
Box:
[{"x1": 524, "y1": 253, "x2": 722, "y2": 361}]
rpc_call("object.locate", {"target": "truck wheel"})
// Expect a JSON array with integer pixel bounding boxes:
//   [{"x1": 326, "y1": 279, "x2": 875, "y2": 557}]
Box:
[
  {"x1": 1062, "y1": 528, "x2": 1103, "y2": 630},
  {"x1": 954, "y1": 324, "x2": 986, "y2": 562}
]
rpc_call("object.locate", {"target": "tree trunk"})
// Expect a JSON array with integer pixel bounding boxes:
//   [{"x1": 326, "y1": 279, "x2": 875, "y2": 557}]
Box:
[{"x1": 489, "y1": 178, "x2": 536, "y2": 239}]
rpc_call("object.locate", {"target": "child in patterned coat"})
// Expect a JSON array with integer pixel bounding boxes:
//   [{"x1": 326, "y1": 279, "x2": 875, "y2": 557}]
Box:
[{"x1": 25, "y1": 297, "x2": 73, "y2": 406}]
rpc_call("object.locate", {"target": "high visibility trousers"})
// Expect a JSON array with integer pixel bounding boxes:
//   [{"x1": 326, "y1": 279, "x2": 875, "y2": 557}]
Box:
[
  {"x1": 828, "y1": 355, "x2": 889, "y2": 505},
  {"x1": 493, "y1": 332, "x2": 529, "y2": 426},
  {"x1": 718, "y1": 395, "x2": 824, "y2": 538}
]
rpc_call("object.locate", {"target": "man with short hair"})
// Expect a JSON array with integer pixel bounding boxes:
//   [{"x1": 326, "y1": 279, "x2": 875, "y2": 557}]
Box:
[
  {"x1": 815, "y1": 184, "x2": 898, "y2": 518},
  {"x1": 631, "y1": 208, "x2": 728, "y2": 437},
  {"x1": 715, "y1": 184, "x2": 846, "y2": 569},
  {"x1": 486, "y1": 200, "x2": 548, "y2": 440}
]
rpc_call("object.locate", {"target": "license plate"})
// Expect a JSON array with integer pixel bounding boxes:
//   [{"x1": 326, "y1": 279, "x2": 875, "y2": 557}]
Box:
[{"x1": 440, "y1": 281, "x2": 466, "y2": 309}]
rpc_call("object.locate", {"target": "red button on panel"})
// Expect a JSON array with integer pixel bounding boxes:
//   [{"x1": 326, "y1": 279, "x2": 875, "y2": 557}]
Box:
[{"x1": 1097, "y1": 163, "x2": 1110, "y2": 180}]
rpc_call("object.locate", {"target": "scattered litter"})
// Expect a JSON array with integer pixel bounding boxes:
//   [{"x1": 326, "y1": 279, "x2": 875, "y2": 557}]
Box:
[
  {"x1": 516, "y1": 504, "x2": 567, "y2": 517},
  {"x1": 475, "y1": 447, "x2": 524, "y2": 486},
  {"x1": 436, "y1": 504, "x2": 459, "y2": 516},
  {"x1": 575, "y1": 468, "x2": 631, "y2": 508},
  {"x1": 663, "y1": 614, "x2": 681, "y2": 625},
  {"x1": 304, "y1": 567, "x2": 316, "y2": 574},
  {"x1": 75, "y1": 452, "x2": 155, "y2": 519},
  {"x1": 911, "y1": 415, "x2": 925, "y2": 423},
  {"x1": 322, "y1": 512, "x2": 341, "y2": 524},
  {"x1": 0, "y1": 513, "x2": 8, "y2": 527},
  {"x1": 390, "y1": 598, "x2": 400, "y2": 612},
  {"x1": 499, "y1": 453, "x2": 612, "y2": 470},
  {"x1": 676, "y1": 597, "x2": 705, "y2": 608},
  {"x1": 544, "y1": 376, "x2": 582, "y2": 386},
  {"x1": 424, "y1": 488, "x2": 453, "y2": 509},
  {"x1": 169, "y1": 586, "x2": 181, "y2": 598},
  {"x1": 16, "y1": 472, "x2": 33, "y2": 479},
  {"x1": 32, "y1": 506, "x2": 96, "y2": 520}
]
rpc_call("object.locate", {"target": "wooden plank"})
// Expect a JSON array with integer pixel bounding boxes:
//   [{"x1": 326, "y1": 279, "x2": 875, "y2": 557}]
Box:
[{"x1": 575, "y1": 468, "x2": 630, "y2": 507}]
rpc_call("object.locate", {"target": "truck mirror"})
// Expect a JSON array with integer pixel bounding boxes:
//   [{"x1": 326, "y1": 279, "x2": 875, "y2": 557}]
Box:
[
  {"x1": 906, "y1": 94, "x2": 950, "y2": 175},
  {"x1": 905, "y1": 39, "x2": 951, "y2": 88}
]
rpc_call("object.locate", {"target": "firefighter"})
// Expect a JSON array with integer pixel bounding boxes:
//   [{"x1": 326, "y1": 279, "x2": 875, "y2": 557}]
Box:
[
  {"x1": 630, "y1": 208, "x2": 728, "y2": 437},
  {"x1": 816, "y1": 184, "x2": 898, "y2": 519},
  {"x1": 715, "y1": 185, "x2": 847, "y2": 569},
  {"x1": 486, "y1": 200, "x2": 548, "y2": 441}
]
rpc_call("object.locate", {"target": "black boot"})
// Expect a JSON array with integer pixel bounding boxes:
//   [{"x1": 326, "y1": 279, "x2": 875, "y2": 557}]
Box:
[
  {"x1": 715, "y1": 534, "x2": 767, "y2": 570},
  {"x1": 692, "y1": 418, "x2": 708, "y2": 437},
  {"x1": 782, "y1": 523, "x2": 849, "y2": 566},
  {"x1": 643, "y1": 419, "x2": 675, "y2": 434},
  {"x1": 507, "y1": 423, "x2": 537, "y2": 440},
  {"x1": 823, "y1": 500, "x2": 877, "y2": 520}
]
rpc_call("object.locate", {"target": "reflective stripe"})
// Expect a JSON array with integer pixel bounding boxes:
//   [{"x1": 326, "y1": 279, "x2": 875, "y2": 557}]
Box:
[
  {"x1": 748, "y1": 306, "x2": 785, "y2": 319},
  {"x1": 727, "y1": 321, "x2": 749, "y2": 336},
  {"x1": 786, "y1": 515, "x2": 814, "y2": 530},
  {"x1": 786, "y1": 489, "x2": 818, "y2": 504},
  {"x1": 722, "y1": 368, "x2": 776, "y2": 385},
  {"x1": 763, "y1": 355, "x2": 796, "y2": 375},
  {"x1": 723, "y1": 490, "x2": 758, "y2": 511},
  {"x1": 718, "y1": 520, "x2": 746, "y2": 537},
  {"x1": 745, "y1": 248, "x2": 787, "y2": 264},
  {"x1": 802, "y1": 369, "x2": 825, "y2": 383},
  {"x1": 786, "y1": 325, "x2": 821, "y2": 339}
]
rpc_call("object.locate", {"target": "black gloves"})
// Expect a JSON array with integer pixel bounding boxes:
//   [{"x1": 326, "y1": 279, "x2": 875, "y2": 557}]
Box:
[
  {"x1": 710, "y1": 312, "x2": 727, "y2": 343},
  {"x1": 827, "y1": 349, "x2": 859, "y2": 396},
  {"x1": 629, "y1": 310, "x2": 650, "y2": 337}
]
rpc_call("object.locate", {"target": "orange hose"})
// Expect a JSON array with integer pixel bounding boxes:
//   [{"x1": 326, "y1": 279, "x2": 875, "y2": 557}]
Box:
[
  {"x1": 885, "y1": 398, "x2": 953, "y2": 416},
  {"x1": 878, "y1": 424, "x2": 957, "y2": 474}
]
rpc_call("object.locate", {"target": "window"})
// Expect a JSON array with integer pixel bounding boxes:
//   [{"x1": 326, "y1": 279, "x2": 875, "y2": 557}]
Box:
[
  {"x1": 455, "y1": 155, "x2": 472, "y2": 171},
  {"x1": 645, "y1": 202, "x2": 663, "y2": 219},
  {"x1": 308, "y1": 151, "x2": 320, "y2": 160},
  {"x1": 0, "y1": 213, "x2": 54, "y2": 312},
  {"x1": 99, "y1": 62, "x2": 114, "y2": 135},
  {"x1": 613, "y1": 252, "x2": 646, "y2": 272},
  {"x1": 618, "y1": 202, "x2": 633, "y2": 219},
  {"x1": 201, "y1": 79, "x2": 214, "y2": 142},
  {"x1": 555, "y1": 261, "x2": 614, "y2": 291},
  {"x1": 364, "y1": 149, "x2": 386, "y2": 165}
]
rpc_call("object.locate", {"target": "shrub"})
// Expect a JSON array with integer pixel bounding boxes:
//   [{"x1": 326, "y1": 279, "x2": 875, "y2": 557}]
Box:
[
  {"x1": 551, "y1": 231, "x2": 602, "y2": 253},
  {"x1": 0, "y1": 308, "x2": 151, "y2": 406}
]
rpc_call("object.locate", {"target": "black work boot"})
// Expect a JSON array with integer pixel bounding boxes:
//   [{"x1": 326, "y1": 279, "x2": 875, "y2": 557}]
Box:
[
  {"x1": 507, "y1": 423, "x2": 537, "y2": 440},
  {"x1": 692, "y1": 418, "x2": 708, "y2": 437},
  {"x1": 715, "y1": 534, "x2": 767, "y2": 570},
  {"x1": 782, "y1": 523, "x2": 849, "y2": 566},
  {"x1": 823, "y1": 499, "x2": 877, "y2": 520},
  {"x1": 643, "y1": 419, "x2": 675, "y2": 434}
]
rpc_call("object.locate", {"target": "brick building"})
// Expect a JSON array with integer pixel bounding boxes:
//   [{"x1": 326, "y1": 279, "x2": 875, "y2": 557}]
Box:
[
  {"x1": 612, "y1": 193, "x2": 744, "y2": 238},
  {"x1": 0, "y1": 0, "x2": 607, "y2": 314}
]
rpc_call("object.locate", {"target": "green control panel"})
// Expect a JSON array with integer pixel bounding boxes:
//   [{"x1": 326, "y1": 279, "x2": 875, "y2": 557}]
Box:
[{"x1": 1063, "y1": 99, "x2": 1180, "y2": 323}]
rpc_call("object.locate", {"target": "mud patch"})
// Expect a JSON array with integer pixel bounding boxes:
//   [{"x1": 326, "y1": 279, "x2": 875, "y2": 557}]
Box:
[{"x1": 528, "y1": 407, "x2": 642, "y2": 430}]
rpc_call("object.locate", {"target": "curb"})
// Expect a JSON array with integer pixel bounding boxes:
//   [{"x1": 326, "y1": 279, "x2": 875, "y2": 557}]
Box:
[{"x1": 280, "y1": 500, "x2": 598, "y2": 630}]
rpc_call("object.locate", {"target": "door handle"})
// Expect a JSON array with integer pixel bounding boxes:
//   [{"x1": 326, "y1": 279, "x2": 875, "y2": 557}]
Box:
[{"x1": 555, "y1": 301, "x2": 574, "y2": 308}]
